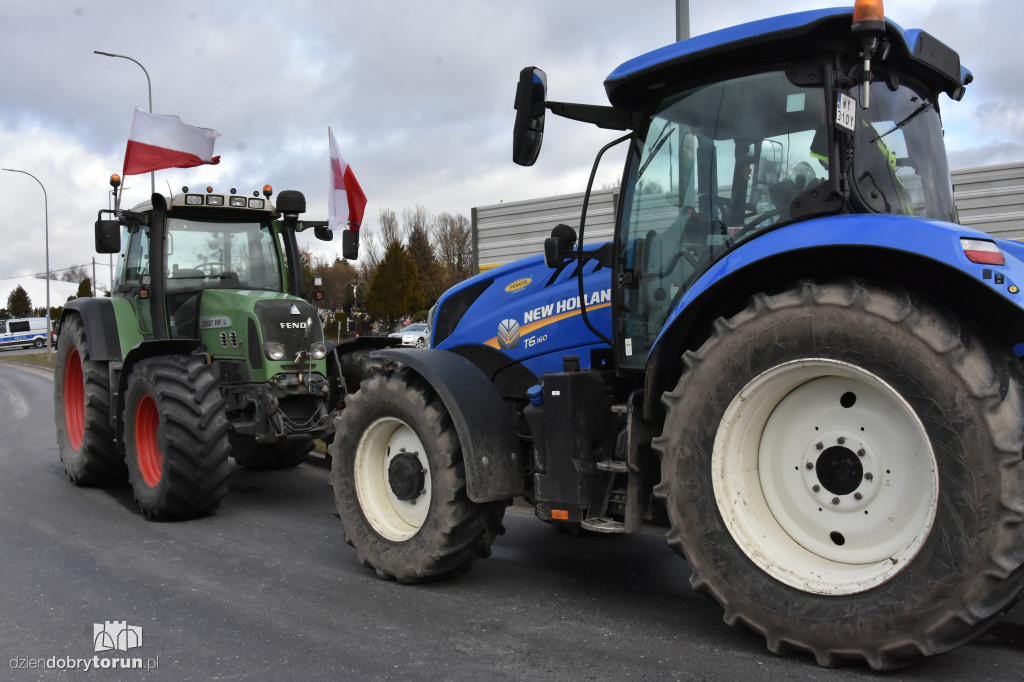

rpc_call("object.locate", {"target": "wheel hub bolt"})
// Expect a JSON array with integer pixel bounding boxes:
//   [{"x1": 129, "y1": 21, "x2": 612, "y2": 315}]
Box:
[
  {"x1": 857, "y1": 448, "x2": 865, "y2": 457},
  {"x1": 812, "y1": 484, "x2": 820, "y2": 492},
  {"x1": 805, "y1": 462, "x2": 814, "y2": 470},
  {"x1": 854, "y1": 492, "x2": 863, "y2": 500},
  {"x1": 837, "y1": 437, "x2": 846, "y2": 445},
  {"x1": 815, "y1": 442, "x2": 823, "y2": 450},
  {"x1": 864, "y1": 472, "x2": 873, "y2": 481},
  {"x1": 831, "y1": 497, "x2": 840, "y2": 505}
]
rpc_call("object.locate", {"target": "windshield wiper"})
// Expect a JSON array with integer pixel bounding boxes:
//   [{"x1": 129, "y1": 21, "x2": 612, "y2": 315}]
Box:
[
  {"x1": 871, "y1": 101, "x2": 933, "y2": 144},
  {"x1": 637, "y1": 125, "x2": 676, "y2": 180}
]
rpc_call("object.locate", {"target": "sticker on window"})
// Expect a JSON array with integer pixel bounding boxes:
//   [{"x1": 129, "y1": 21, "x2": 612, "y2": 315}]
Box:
[{"x1": 835, "y1": 92, "x2": 856, "y2": 132}]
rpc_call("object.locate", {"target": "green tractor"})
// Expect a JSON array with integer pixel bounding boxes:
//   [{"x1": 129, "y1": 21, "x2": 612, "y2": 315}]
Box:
[{"x1": 54, "y1": 177, "x2": 386, "y2": 519}]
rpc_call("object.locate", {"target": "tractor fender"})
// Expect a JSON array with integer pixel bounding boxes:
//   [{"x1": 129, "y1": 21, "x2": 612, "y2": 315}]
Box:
[
  {"x1": 372, "y1": 348, "x2": 524, "y2": 503},
  {"x1": 62, "y1": 298, "x2": 121, "y2": 362}
]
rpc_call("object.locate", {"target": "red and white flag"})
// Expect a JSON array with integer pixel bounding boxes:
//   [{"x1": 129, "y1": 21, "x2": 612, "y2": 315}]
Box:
[
  {"x1": 122, "y1": 107, "x2": 221, "y2": 176},
  {"x1": 328, "y1": 127, "x2": 366, "y2": 231}
]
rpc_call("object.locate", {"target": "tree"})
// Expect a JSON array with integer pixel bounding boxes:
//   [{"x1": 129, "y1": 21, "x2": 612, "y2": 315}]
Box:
[
  {"x1": 378, "y1": 207, "x2": 401, "y2": 249},
  {"x1": 310, "y1": 252, "x2": 359, "y2": 311},
  {"x1": 435, "y1": 212, "x2": 474, "y2": 289},
  {"x1": 7, "y1": 285, "x2": 31, "y2": 317},
  {"x1": 404, "y1": 206, "x2": 444, "y2": 306},
  {"x1": 365, "y1": 241, "x2": 423, "y2": 329},
  {"x1": 76, "y1": 277, "x2": 93, "y2": 299},
  {"x1": 61, "y1": 265, "x2": 90, "y2": 284}
]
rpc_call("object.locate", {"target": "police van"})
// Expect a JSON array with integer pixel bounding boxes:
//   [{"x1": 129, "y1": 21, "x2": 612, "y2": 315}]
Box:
[{"x1": 0, "y1": 317, "x2": 49, "y2": 350}]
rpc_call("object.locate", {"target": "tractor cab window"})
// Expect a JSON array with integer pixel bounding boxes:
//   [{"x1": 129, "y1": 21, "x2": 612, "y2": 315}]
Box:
[
  {"x1": 122, "y1": 225, "x2": 151, "y2": 285},
  {"x1": 165, "y1": 218, "x2": 282, "y2": 292},
  {"x1": 615, "y1": 69, "x2": 828, "y2": 369},
  {"x1": 848, "y1": 79, "x2": 954, "y2": 221}
]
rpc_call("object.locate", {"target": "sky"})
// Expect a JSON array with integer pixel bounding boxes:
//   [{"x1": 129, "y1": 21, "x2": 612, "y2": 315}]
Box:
[{"x1": 1, "y1": 0, "x2": 1021, "y2": 296}]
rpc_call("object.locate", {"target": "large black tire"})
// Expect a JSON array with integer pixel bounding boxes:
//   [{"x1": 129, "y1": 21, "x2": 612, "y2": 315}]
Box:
[
  {"x1": 53, "y1": 314, "x2": 125, "y2": 485},
  {"x1": 123, "y1": 355, "x2": 231, "y2": 519},
  {"x1": 338, "y1": 348, "x2": 385, "y2": 396},
  {"x1": 229, "y1": 434, "x2": 313, "y2": 470},
  {"x1": 654, "y1": 280, "x2": 1024, "y2": 669},
  {"x1": 329, "y1": 366, "x2": 506, "y2": 583}
]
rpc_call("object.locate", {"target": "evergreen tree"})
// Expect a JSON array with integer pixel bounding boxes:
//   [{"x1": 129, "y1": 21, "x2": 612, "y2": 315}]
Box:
[
  {"x1": 365, "y1": 241, "x2": 423, "y2": 329},
  {"x1": 76, "y1": 277, "x2": 93, "y2": 298},
  {"x1": 406, "y1": 217, "x2": 443, "y2": 305},
  {"x1": 7, "y1": 285, "x2": 32, "y2": 317}
]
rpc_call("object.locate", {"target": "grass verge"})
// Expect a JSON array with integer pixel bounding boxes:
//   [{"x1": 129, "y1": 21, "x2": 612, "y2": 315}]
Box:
[{"x1": 0, "y1": 352, "x2": 57, "y2": 370}]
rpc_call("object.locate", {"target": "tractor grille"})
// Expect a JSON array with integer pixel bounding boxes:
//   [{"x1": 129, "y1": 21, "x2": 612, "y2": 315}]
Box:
[{"x1": 253, "y1": 299, "x2": 323, "y2": 354}]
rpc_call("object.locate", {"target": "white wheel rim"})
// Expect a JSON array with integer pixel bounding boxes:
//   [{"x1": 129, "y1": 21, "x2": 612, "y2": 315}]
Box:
[
  {"x1": 354, "y1": 417, "x2": 432, "y2": 541},
  {"x1": 713, "y1": 358, "x2": 938, "y2": 595}
]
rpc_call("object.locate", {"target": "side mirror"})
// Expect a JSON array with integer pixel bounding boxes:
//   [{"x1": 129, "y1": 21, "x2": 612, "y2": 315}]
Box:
[
  {"x1": 341, "y1": 230, "x2": 359, "y2": 261},
  {"x1": 95, "y1": 220, "x2": 121, "y2": 254},
  {"x1": 543, "y1": 223, "x2": 577, "y2": 268},
  {"x1": 314, "y1": 225, "x2": 333, "y2": 242},
  {"x1": 512, "y1": 67, "x2": 547, "y2": 166}
]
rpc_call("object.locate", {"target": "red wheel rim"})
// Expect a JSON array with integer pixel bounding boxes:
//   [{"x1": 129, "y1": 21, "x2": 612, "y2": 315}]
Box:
[
  {"x1": 135, "y1": 395, "x2": 163, "y2": 488},
  {"x1": 63, "y1": 349, "x2": 85, "y2": 450}
]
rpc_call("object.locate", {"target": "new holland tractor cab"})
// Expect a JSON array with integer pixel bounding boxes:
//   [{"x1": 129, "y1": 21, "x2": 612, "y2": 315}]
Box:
[
  {"x1": 54, "y1": 179, "x2": 375, "y2": 519},
  {"x1": 330, "y1": 0, "x2": 1024, "y2": 669}
]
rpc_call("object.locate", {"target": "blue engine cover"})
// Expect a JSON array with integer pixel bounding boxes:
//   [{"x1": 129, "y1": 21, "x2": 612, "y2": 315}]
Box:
[{"x1": 434, "y1": 253, "x2": 613, "y2": 378}]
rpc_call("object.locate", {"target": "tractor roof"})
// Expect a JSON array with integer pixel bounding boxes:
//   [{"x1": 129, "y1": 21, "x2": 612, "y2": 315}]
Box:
[{"x1": 604, "y1": 7, "x2": 970, "y2": 109}]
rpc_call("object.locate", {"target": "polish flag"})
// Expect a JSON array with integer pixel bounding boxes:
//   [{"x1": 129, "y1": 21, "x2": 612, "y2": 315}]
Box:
[
  {"x1": 328, "y1": 127, "x2": 367, "y2": 231},
  {"x1": 122, "y1": 107, "x2": 221, "y2": 176}
]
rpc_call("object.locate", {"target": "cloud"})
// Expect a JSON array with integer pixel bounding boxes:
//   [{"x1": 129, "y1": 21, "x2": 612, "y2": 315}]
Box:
[{"x1": 1, "y1": 0, "x2": 1020, "y2": 293}]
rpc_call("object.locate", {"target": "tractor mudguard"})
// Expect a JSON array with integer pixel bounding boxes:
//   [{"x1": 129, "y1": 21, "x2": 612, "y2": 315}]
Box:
[
  {"x1": 373, "y1": 348, "x2": 524, "y2": 503},
  {"x1": 62, "y1": 298, "x2": 121, "y2": 362}
]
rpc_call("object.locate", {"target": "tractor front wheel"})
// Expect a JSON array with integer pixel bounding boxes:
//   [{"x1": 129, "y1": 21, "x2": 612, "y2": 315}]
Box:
[
  {"x1": 330, "y1": 367, "x2": 505, "y2": 582},
  {"x1": 123, "y1": 355, "x2": 231, "y2": 519},
  {"x1": 655, "y1": 280, "x2": 1024, "y2": 669}
]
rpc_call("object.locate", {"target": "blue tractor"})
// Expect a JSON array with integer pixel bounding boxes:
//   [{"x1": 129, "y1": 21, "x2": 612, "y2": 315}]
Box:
[{"x1": 329, "y1": 0, "x2": 1024, "y2": 668}]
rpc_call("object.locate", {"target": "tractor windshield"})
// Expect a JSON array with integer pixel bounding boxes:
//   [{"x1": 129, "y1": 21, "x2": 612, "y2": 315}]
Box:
[
  {"x1": 615, "y1": 69, "x2": 828, "y2": 369},
  {"x1": 165, "y1": 217, "x2": 283, "y2": 292}
]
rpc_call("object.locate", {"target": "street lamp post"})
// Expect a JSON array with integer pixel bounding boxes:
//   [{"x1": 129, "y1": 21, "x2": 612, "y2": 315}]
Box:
[
  {"x1": 93, "y1": 50, "x2": 155, "y2": 195},
  {"x1": 2, "y1": 168, "x2": 52, "y2": 354}
]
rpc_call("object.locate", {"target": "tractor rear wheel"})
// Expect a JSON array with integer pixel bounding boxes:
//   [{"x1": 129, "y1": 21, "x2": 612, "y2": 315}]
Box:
[
  {"x1": 53, "y1": 314, "x2": 125, "y2": 485},
  {"x1": 123, "y1": 355, "x2": 231, "y2": 519},
  {"x1": 655, "y1": 280, "x2": 1024, "y2": 669},
  {"x1": 330, "y1": 366, "x2": 506, "y2": 582},
  {"x1": 230, "y1": 435, "x2": 313, "y2": 470}
]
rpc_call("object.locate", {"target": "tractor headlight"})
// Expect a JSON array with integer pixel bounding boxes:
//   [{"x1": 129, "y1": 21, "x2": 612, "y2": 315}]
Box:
[
  {"x1": 310, "y1": 342, "x2": 327, "y2": 360},
  {"x1": 228, "y1": 196, "x2": 248, "y2": 208},
  {"x1": 265, "y1": 342, "x2": 286, "y2": 361}
]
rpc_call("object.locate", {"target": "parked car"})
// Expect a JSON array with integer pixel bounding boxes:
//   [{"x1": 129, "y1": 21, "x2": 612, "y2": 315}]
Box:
[{"x1": 389, "y1": 323, "x2": 430, "y2": 348}]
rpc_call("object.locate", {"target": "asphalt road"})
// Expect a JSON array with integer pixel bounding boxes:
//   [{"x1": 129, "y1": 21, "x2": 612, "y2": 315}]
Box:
[{"x1": 2, "y1": 361, "x2": 1023, "y2": 681}]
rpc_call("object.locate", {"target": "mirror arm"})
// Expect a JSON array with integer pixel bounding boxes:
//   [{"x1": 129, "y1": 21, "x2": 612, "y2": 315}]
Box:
[{"x1": 546, "y1": 101, "x2": 633, "y2": 131}]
